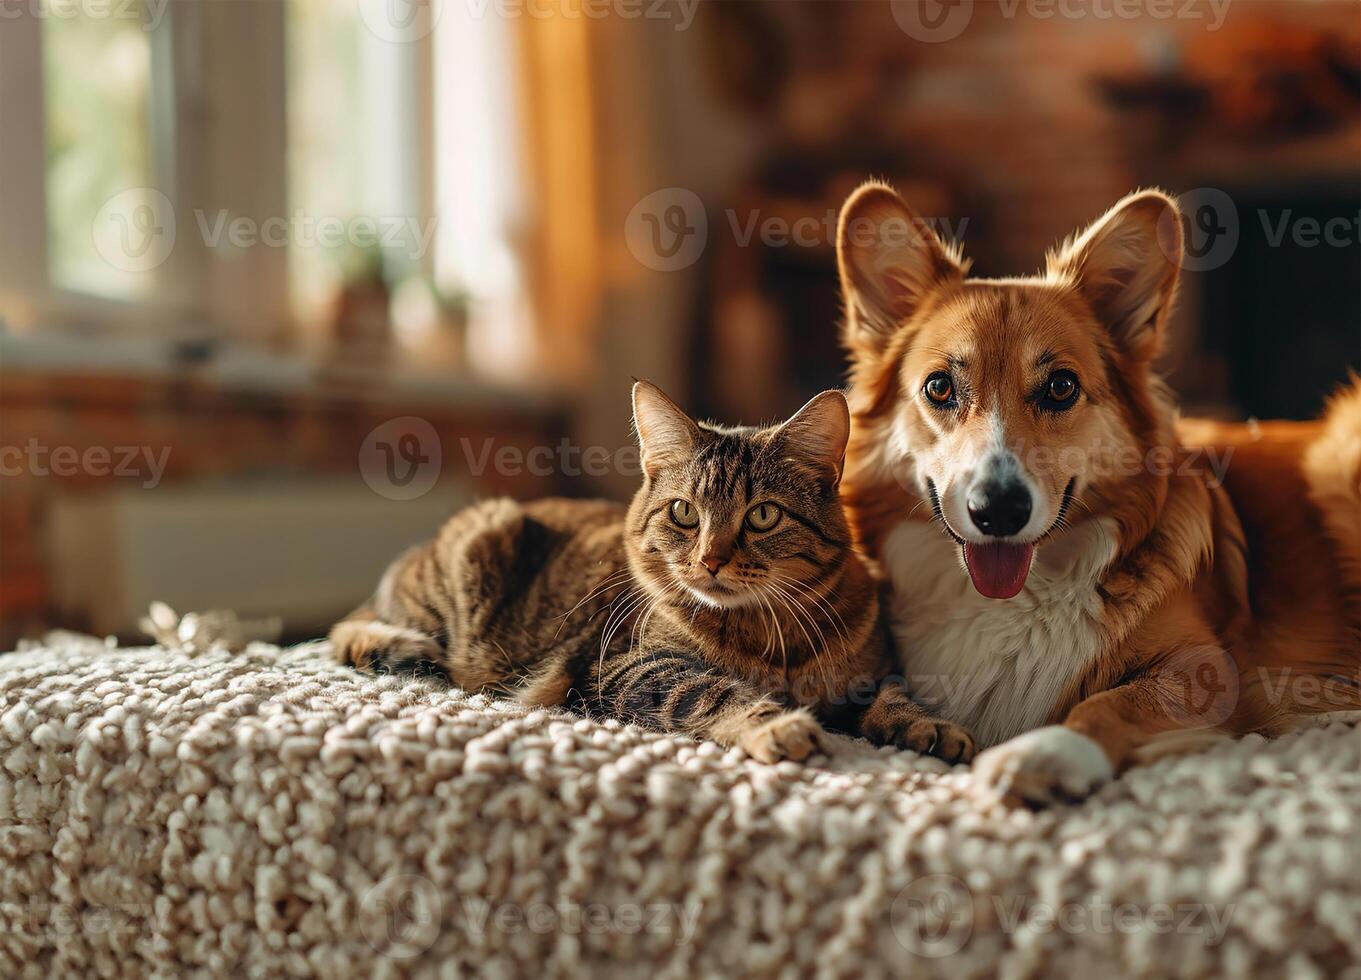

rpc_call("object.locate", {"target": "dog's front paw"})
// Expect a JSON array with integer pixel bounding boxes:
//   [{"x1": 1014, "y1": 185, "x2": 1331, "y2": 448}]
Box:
[
  {"x1": 880, "y1": 713, "x2": 977, "y2": 765},
  {"x1": 740, "y1": 710, "x2": 825, "y2": 764},
  {"x1": 971, "y1": 726, "x2": 1113, "y2": 809}
]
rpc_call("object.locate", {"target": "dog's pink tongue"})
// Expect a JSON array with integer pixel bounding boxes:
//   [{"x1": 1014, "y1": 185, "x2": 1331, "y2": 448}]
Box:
[{"x1": 963, "y1": 542, "x2": 1035, "y2": 599}]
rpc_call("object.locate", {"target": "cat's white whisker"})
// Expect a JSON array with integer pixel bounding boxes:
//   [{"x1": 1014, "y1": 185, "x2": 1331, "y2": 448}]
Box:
[
  {"x1": 598, "y1": 586, "x2": 651, "y2": 676},
  {"x1": 753, "y1": 587, "x2": 788, "y2": 675},
  {"x1": 555, "y1": 568, "x2": 633, "y2": 639},
  {"x1": 634, "y1": 581, "x2": 683, "y2": 651},
  {"x1": 763, "y1": 581, "x2": 820, "y2": 656},
  {"x1": 769, "y1": 572, "x2": 850, "y2": 650},
  {"x1": 781, "y1": 573, "x2": 852, "y2": 646}
]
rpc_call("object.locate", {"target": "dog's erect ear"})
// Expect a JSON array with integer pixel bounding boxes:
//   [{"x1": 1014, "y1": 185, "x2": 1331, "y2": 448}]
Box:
[
  {"x1": 775, "y1": 389, "x2": 850, "y2": 485},
  {"x1": 836, "y1": 182, "x2": 966, "y2": 358},
  {"x1": 632, "y1": 380, "x2": 700, "y2": 477},
  {"x1": 1048, "y1": 190, "x2": 1183, "y2": 362}
]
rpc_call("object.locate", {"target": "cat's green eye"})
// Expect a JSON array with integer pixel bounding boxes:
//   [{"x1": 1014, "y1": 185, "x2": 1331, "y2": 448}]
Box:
[
  {"x1": 745, "y1": 503, "x2": 782, "y2": 532},
  {"x1": 670, "y1": 499, "x2": 699, "y2": 528}
]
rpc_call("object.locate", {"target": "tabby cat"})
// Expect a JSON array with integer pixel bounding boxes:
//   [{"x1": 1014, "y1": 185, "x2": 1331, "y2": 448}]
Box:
[{"x1": 330, "y1": 382, "x2": 975, "y2": 764}]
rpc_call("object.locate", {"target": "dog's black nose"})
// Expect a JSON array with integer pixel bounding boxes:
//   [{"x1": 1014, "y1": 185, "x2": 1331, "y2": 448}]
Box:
[{"x1": 967, "y1": 481, "x2": 1032, "y2": 537}]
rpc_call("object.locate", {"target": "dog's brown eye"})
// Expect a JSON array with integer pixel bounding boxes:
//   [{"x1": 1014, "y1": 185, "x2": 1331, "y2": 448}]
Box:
[
  {"x1": 924, "y1": 373, "x2": 955, "y2": 406},
  {"x1": 670, "y1": 500, "x2": 699, "y2": 528},
  {"x1": 1041, "y1": 370, "x2": 1080, "y2": 410}
]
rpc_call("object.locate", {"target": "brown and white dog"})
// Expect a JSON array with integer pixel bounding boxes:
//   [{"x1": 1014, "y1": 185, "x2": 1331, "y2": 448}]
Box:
[{"x1": 834, "y1": 181, "x2": 1361, "y2": 807}]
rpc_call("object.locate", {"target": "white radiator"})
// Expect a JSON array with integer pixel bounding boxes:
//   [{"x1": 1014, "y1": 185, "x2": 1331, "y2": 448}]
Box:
[{"x1": 47, "y1": 481, "x2": 468, "y2": 639}]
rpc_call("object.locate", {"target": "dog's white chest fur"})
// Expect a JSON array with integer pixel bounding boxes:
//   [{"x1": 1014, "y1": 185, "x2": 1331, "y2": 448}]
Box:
[{"x1": 881, "y1": 519, "x2": 1119, "y2": 749}]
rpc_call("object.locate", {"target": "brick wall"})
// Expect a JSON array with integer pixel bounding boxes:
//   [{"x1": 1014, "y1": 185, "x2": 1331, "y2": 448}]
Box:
[{"x1": 0, "y1": 371, "x2": 568, "y2": 647}]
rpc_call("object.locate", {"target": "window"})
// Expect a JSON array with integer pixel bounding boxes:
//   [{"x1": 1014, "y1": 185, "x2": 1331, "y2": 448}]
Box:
[
  {"x1": 1, "y1": 0, "x2": 535, "y2": 379},
  {"x1": 42, "y1": 2, "x2": 157, "y2": 300},
  {"x1": 432, "y1": 2, "x2": 533, "y2": 377},
  {"x1": 286, "y1": 0, "x2": 366, "y2": 329}
]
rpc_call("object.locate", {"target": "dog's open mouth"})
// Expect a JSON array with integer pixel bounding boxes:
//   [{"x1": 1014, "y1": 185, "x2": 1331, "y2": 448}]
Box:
[
  {"x1": 927, "y1": 478, "x2": 1076, "y2": 599},
  {"x1": 961, "y1": 542, "x2": 1035, "y2": 599}
]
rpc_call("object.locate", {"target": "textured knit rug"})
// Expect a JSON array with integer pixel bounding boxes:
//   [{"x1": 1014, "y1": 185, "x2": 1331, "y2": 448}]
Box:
[{"x1": 2, "y1": 635, "x2": 1359, "y2": 979}]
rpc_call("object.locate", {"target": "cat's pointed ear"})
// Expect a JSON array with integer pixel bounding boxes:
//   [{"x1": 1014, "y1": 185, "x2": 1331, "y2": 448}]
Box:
[
  {"x1": 776, "y1": 390, "x2": 850, "y2": 485},
  {"x1": 632, "y1": 381, "x2": 700, "y2": 477},
  {"x1": 837, "y1": 181, "x2": 966, "y2": 359},
  {"x1": 1047, "y1": 190, "x2": 1182, "y2": 362}
]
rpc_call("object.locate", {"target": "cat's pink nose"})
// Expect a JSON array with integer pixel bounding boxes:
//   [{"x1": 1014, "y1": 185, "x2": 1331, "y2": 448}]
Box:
[{"x1": 700, "y1": 555, "x2": 728, "y2": 575}]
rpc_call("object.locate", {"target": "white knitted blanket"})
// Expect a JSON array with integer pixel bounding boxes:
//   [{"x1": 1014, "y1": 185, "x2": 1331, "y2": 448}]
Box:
[{"x1": 2, "y1": 636, "x2": 1358, "y2": 978}]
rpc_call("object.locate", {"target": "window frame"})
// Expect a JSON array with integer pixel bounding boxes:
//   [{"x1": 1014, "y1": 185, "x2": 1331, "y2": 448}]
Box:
[
  {"x1": 0, "y1": 7, "x2": 51, "y2": 319},
  {"x1": 0, "y1": 0, "x2": 292, "y2": 345},
  {"x1": 0, "y1": 0, "x2": 513, "y2": 367}
]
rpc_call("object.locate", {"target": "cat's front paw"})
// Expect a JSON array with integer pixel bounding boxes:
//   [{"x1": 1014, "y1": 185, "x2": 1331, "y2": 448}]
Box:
[
  {"x1": 971, "y1": 726, "x2": 1114, "y2": 809},
  {"x1": 882, "y1": 714, "x2": 977, "y2": 765},
  {"x1": 740, "y1": 709, "x2": 825, "y2": 764},
  {"x1": 330, "y1": 621, "x2": 445, "y2": 676}
]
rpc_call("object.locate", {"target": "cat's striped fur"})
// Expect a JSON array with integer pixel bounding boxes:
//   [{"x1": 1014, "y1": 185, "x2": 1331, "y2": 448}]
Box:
[{"x1": 330, "y1": 383, "x2": 975, "y2": 764}]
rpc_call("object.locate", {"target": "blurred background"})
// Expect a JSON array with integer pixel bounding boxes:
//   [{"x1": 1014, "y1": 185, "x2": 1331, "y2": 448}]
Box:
[{"x1": 1, "y1": 0, "x2": 1358, "y2": 647}]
